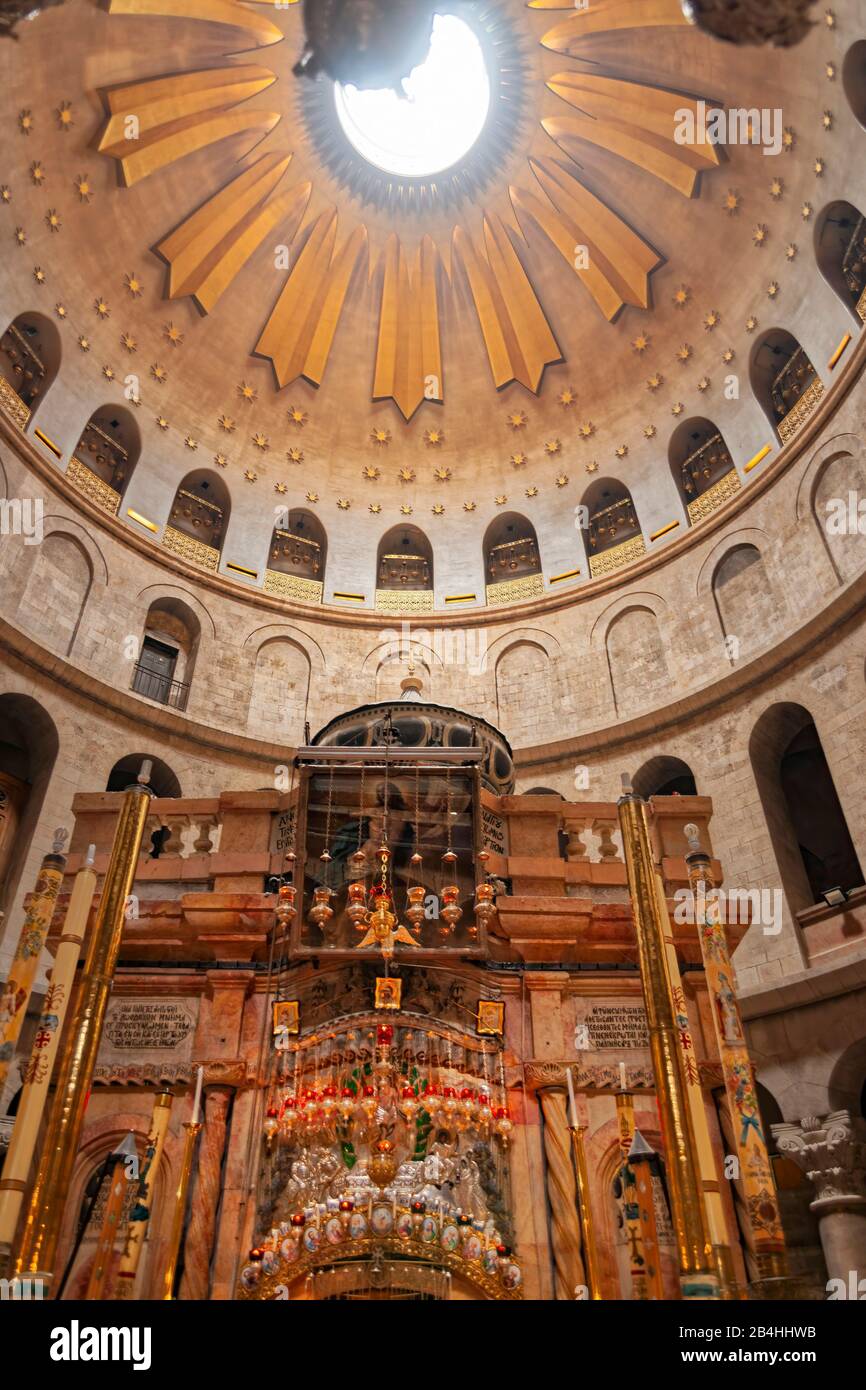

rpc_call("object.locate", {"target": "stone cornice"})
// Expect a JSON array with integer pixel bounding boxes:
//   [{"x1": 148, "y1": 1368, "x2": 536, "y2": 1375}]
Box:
[{"x1": 1, "y1": 327, "x2": 863, "y2": 631}]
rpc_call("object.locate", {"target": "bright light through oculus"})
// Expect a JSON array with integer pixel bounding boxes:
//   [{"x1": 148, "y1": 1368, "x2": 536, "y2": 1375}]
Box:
[{"x1": 334, "y1": 14, "x2": 490, "y2": 178}]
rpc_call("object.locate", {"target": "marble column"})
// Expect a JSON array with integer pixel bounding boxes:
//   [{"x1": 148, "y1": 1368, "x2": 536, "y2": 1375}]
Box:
[
  {"x1": 772, "y1": 1110, "x2": 866, "y2": 1291},
  {"x1": 178, "y1": 1081, "x2": 233, "y2": 1301},
  {"x1": 539, "y1": 1088, "x2": 586, "y2": 1300}
]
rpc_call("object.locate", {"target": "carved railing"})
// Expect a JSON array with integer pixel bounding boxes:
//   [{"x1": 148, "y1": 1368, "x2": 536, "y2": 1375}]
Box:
[
  {"x1": 67, "y1": 456, "x2": 121, "y2": 515},
  {"x1": 263, "y1": 569, "x2": 323, "y2": 604},
  {"x1": 0, "y1": 376, "x2": 30, "y2": 430},
  {"x1": 686, "y1": 468, "x2": 742, "y2": 525},
  {"x1": 777, "y1": 377, "x2": 825, "y2": 443},
  {"x1": 374, "y1": 588, "x2": 434, "y2": 613},
  {"x1": 588, "y1": 533, "x2": 646, "y2": 579},
  {"x1": 486, "y1": 572, "x2": 544, "y2": 607},
  {"x1": 162, "y1": 524, "x2": 221, "y2": 572}
]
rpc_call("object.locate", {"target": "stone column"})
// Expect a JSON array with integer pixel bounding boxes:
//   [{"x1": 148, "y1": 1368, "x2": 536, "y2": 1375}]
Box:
[
  {"x1": 539, "y1": 1087, "x2": 586, "y2": 1300},
  {"x1": 178, "y1": 1078, "x2": 234, "y2": 1301},
  {"x1": 772, "y1": 1110, "x2": 866, "y2": 1290}
]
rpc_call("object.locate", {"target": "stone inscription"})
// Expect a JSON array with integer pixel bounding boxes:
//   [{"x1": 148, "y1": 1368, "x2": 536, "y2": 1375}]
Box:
[
  {"x1": 103, "y1": 1000, "x2": 195, "y2": 1055},
  {"x1": 481, "y1": 806, "x2": 507, "y2": 856},
  {"x1": 573, "y1": 1003, "x2": 649, "y2": 1051}
]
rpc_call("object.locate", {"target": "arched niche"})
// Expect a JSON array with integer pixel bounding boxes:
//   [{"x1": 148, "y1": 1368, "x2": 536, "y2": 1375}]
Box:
[
  {"x1": 264, "y1": 508, "x2": 326, "y2": 604},
  {"x1": 668, "y1": 416, "x2": 740, "y2": 523},
  {"x1": 749, "y1": 329, "x2": 823, "y2": 443},
  {"x1": 814, "y1": 200, "x2": 866, "y2": 324},
  {"x1": 68, "y1": 405, "x2": 141, "y2": 515},
  {"x1": 0, "y1": 311, "x2": 60, "y2": 429},
  {"x1": 811, "y1": 449, "x2": 866, "y2": 582},
  {"x1": 247, "y1": 637, "x2": 311, "y2": 742},
  {"x1": 375, "y1": 524, "x2": 433, "y2": 613},
  {"x1": 842, "y1": 39, "x2": 866, "y2": 129},
  {"x1": 132, "y1": 597, "x2": 201, "y2": 710},
  {"x1": 106, "y1": 754, "x2": 181, "y2": 800},
  {"x1": 749, "y1": 703, "x2": 863, "y2": 915},
  {"x1": 582, "y1": 478, "x2": 644, "y2": 579},
  {"x1": 605, "y1": 606, "x2": 670, "y2": 717},
  {"x1": 711, "y1": 542, "x2": 782, "y2": 659},
  {"x1": 483, "y1": 512, "x2": 542, "y2": 605},
  {"x1": 15, "y1": 531, "x2": 93, "y2": 657},
  {"x1": 0, "y1": 694, "x2": 59, "y2": 916},
  {"x1": 164, "y1": 470, "x2": 230, "y2": 571},
  {"x1": 632, "y1": 756, "x2": 698, "y2": 798}
]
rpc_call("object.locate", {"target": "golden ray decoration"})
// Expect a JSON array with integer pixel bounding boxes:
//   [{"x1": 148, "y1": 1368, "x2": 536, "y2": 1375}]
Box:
[
  {"x1": 544, "y1": 75, "x2": 718, "y2": 198},
  {"x1": 255, "y1": 209, "x2": 368, "y2": 389},
  {"x1": 107, "y1": 0, "x2": 283, "y2": 47},
  {"x1": 452, "y1": 213, "x2": 562, "y2": 392},
  {"x1": 532, "y1": 0, "x2": 687, "y2": 43},
  {"x1": 97, "y1": 67, "x2": 281, "y2": 187},
  {"x1": 155, "y1": 154, "x2": 310, "y2": 314},
  {"x1": 373, "y1": 234, "x2": 442, "y2": 421},
  {"x1": 511, "y1": 158, "x2": 661, "y2": 321}
]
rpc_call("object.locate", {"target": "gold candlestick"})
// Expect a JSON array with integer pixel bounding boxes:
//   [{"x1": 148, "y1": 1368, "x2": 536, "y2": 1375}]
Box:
[
  {"x1": 0, "y1": 848, "x2": 96, "y2": 1264},
  {"x1": 113, "y1": 1090, "x2": 173, "y2": 1300},
  {"x1": 13, "y1": 764, "x2": 154, "y2": 1287},
  {"x1": 617, "y1": 782, "x2": 719, "y2": 1300},
  {"x1": 684, "y1": 825, "x2": 787, "y2": 1285},
  {"x1": 568, "y1": 1121, "x2": 603, "y2": 1300},
  {"x1": 162, "y1": 1120, "x2": 202, "y2": 1300},
  {"x1": 0, "y1": 828, "x2": 68, "y2": 1097}
]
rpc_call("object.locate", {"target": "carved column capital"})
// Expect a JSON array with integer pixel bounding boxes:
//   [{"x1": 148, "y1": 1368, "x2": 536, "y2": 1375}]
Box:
[{"x1": 772, "y1": 1110, "x2": 866, "y2": 1214}]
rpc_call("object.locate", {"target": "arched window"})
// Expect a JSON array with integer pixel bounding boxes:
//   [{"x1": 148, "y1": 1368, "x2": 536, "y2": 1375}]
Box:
[
  {"x1": 842, "y1": 39, "x2": 866, "y2": 129},
  {"x1": 163, "y1": 470, "x2": 230, "y2": 572},
  {"x1": 582, "y1": 478, "x2": 644, "y2": 578},
  {"x1": 749, "y1": 703, "x2": 863, "y2": 914},
  {"x1": 0, "y1": 311, "x2": 61, "y2": 430},
  {"x1": 106, "y1": 755, "x2": 181, "y2": 799},
  {"x1": 131, "y1": 598, "x2": 201, "y2": 710},
  {"x1": 483, "y1": 512, "x2": 542, "y2": 605},
  {"x1": 814, "y1": 200, "x2": 866, "y2": 324},
  {"x1": 264, "y1": 509, "x2": 326, "y2": 604},
  {"x1": 67, "y1": 405, "x2": 141, "y2": 516},
  {"x1": 750, "y1": 329, "x2": 823, "y2": 443},
  {"x1": 375, "y1": 524, "x2": 433, "y2": 613},
  {"x1": 0, "y1": 694, "x2": 59, "y2": 916},
  {"x1": 632, "y1": 756, "x2": 698, "y2": 798},
  {"x1": 669, "y1": 417, "x2": 740, "y2": 524}
]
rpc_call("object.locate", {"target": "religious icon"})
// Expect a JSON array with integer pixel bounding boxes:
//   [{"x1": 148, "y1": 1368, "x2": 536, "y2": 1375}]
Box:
[
  {"x1": 272, "y1": 1000, "x2": 299, "y2": 1036},
  {"x1": 374, "y1": 976, "x2": 402, "y2": 1010},
  {"x1": 476, "y1": 999, "x2": 504, "y2": 1036}
]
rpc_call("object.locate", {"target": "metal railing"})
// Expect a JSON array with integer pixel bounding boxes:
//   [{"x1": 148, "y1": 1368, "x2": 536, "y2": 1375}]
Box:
[{"x1": 131, "y1": 663, "x2": 190, "y2": 711}]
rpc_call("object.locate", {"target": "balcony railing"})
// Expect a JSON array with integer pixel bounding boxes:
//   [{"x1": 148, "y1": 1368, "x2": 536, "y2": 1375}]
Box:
[
  {"x1": 67, "y1": 456, "x2": 121, "y2": 515},
  {"x1": 131, "y1": 663, "x2": 190, "y2": 711},
  {"x1": 686, "y1": 468, "x2": 741, "y2": 525},
  {"x1": 486, "y1": 572, "x2": 544, "y2": 607}
]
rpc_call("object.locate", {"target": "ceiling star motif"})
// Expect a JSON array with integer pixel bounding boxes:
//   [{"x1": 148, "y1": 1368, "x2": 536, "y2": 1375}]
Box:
[{"x1": 90, "y1": 0, "x2": 729, "y2": 411}]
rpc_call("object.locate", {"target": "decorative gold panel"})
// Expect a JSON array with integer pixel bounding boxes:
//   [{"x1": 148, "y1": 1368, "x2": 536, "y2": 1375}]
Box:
[
  {"x1": 686, "y1": 468, "x2": 741, "y2": 525},
  {"x1": 0, "y1": 377, "x2": 31, "y2": 431},
  {"x1": 374, "y1": 588, "x2": 434, "y2": 614},
  {"x1": 162, "y1": 524, "x2": 220, "y2": 572},
  {"x1": 857, "y1": 288, "x2": 866, "y2": 324},
  {"x1": 486, "y1": 572, "x2": 544, "y2": 607},
  {"x1": 67, "y1": 457, "x2": 121, "y2": 515},
  {"x1": 589, "y1": 533, "x2": 646, "y2": 578},
  {"x1": 373, "y1": 234, "x2": 442, "y2": 421},
  {"x1": 263, "y1": 569, "x2": 323, "y2": 604},
  {"x1": 777, "y1": 377, "x2": 824, "y2": 443}
]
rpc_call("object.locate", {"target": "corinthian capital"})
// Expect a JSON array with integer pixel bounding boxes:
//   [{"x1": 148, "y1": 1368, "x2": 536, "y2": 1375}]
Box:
[{"x1": 772, "y1": 1110, "x2": 866, "y2": 1207}]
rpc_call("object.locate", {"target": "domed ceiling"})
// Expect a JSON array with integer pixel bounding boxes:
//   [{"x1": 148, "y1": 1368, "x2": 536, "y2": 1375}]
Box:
[{"x1": 0, "y1": 0, "x2": 862, "y2": 561}]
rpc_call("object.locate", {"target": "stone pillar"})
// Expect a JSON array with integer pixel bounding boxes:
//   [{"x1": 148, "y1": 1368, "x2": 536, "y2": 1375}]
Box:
[
  {"x1": 539, "y1": 1088, "x2": 586, "y2": 1300},
  {"x1": 772, "y1": 1111, "x2": 866, "y2": 1290},
  {"x1": 178, "y1": 1079, "x2": 234, "y2": 1301}
]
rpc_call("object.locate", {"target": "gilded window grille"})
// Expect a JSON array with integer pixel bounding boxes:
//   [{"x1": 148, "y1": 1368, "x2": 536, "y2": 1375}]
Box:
[
  {"x1": 162, "y1": 523, "x2": 220, "y2": 572},
  {"x1": 67, "y1": 456, "x2": 121, "y2": 515},
  {"x1": 486, "y1": 572, "x2": 544, "y2": 606},
  {"x1": 0, "y1": 375, "x2": 31, "y2": 430},
  {"x1": 841, "y1": 215, "x2": 866, "y2": 306},
  {"x1": 686, "y1": 468, "x2": 741, "y2": 525},
  {"x1": 857, "y1": 286, "x2": 866, "y2": 325},
  {"x1": 777, "y1": 376, "x2": 824, "y2": 443},
  {"x1": 588, "y1": 533, "x2": 646, "y2": 578},
  {"x1": 374, "y1": 587, "x2": 434, "y2": 613},
  {"x1": 263, "y1": 569, "x2": 324, "y2": 603}
]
